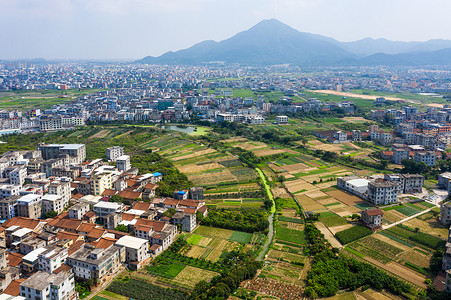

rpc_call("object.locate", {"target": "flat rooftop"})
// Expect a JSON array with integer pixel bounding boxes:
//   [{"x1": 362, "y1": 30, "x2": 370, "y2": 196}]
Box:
[{"x1": 115, "y1": 235, "x2": 147, "y2": 249}]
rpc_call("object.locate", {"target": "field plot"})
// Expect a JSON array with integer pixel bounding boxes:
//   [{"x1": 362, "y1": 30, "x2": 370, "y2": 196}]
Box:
[
  {"x1": 194, "y1": 226, "x2": 233, "y2": 239},
  {"x1": 244, "y1": 277, "x2": 304, "y2": 300},
  {"x1": 404, "y1": 217, "x2": 448, "y2": 238},
  {"x1": 326, "y1": 190, "x2": 366, "y2": 206},
  {"x1": 172, "y1": 266, "x2": 219, "y2": 288},
  {"x1": 284, "y1": 179, "x2": 315, "y2": 194},
  {"x1": 296, "y1": 194, "x2": 326, "y2": 211}
]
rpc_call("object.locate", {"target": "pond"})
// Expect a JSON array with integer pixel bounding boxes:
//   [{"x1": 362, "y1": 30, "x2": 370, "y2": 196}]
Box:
[{"x1": 161, "y1": 125, "x2": 196, "y2": 134}]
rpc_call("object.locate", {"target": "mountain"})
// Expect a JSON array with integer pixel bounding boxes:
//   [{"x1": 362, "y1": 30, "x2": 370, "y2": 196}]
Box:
[
  {"x1": 137, "y1": 19, "x2": 355, "y2": 65},
  {"x1": 338, "y1": 38, "x2": 451, "y2": 56},
  {"x1": 137, "y1": 19, "x2": 451, "y2": 66}
]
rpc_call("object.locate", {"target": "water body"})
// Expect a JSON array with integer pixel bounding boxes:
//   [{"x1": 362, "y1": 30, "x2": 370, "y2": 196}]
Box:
[{"x1": 162, "y1": 125, "x2": 196, "y2": 134}]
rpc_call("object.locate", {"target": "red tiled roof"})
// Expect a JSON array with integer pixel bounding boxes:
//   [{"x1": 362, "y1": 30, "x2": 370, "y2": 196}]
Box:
[
  {"x1": 118, "y1": 190, "x2": 141, "y2": 200},
  {"x1": 122, "y1": 213, "x2": 136, "y2": 221},
  {"x1": 3, "y1": 217, "x2": 41, "y2": 230},
  {"x1": 7, "y1": 252, "x2": 23, "y2": 267},
  {"x1": 102, "y1": 189, "x2": 117, "y2": 197},
  {"x1": 89, "y1": 237, "x2": 117, "y2": 249},
  {"x1": 68, "y1": 240, "x2": 84, "y2": 255},
  {"x1": 57, "y1": 231, "x2": 82, "y2": 242},
  {"x1": 162, "y1": 198, "x2": 179, "y2": 207},
  {"x1": 132, "y1": 202, "x2": 151, "y2": 211},
  {"x1": 144, "y1": 183, "x2": 158, "y2": 190},
  {"x1": 53, "y1": 263, "x2": 72, "y2": 274},
  {"x1": 77, "y1": 223, "x2": 96, "y2": 233},
  {"x1": 3, "y1": 278, "x2": 26, "y2": 296},
  {"x1": 364, "y1": 209, "x2": 384, "y2": 216},
  {"x1": 87, "y1": 228, "x2": 106, "y2": 239},
  {"x1": 183, "y1": 208, "x2": 196, "y2": 214}
]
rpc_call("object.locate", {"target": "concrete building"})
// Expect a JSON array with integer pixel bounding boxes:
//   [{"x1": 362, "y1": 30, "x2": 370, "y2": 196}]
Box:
[
  {"x1": 39, "y1": 144, "x2": 86, "y2": 164},
  {"x1": 48, "y1": 181, "x2": 71, "y2": 205},
  {"x1": 189, "y1": 187, "x2": 203, "y2": 200},
  {"x1": 439, "y1": 172, "x2": 451, "y2": 192},
  {"x1": 114, "y1": 236, "x2": 149, "y2": 270},
  {"x1": 93, "y1": 202, "x2": 123, "y2": 218},
  {"x1": 392, "y1": 147, "x2": 409, "y2": 164},
  {"x1": 367, "y1": 181, "x2": 399, "y2": 205},
  {"x1": 276, "y1": 115, "x2": 289, "y2": 125},
  {"x1": 383, "y1": 174, "x2": 424, "y2": 194},
  {"x1": 116, "y1": 155, "x2": 131, "y2": 172},
  {"x1": 361, "y1": 209, "x2": 384, "y2": 229},
  {"x1": 91, "y1": 173, "x2": 113, "y2": 196},
  {"x1": 334, "y1": 131, "x2": 347, "y2": 143},
  {"x1": 42, "y1": 194, "x2": 65, "y2": 215},
  {"x1": 171, "y1": 212, "x2": 196, "y2": 232},
  {"x1": 0, "y1": 196, "x2": 20, "y2": 220},
  {"x1": 414, "y1": 151, "x2": 436, "y2": 166},
  {"x1": 68, "y1": 203, "x2": 90, "y2": 219},
  {"x1": 67, "y1": 244, "x2": 125, "y2": 281},
  {"x1": 16, "y1": 194, "x2": 42, "y2": 219},
  {"x1": 440, "y1": 203, "x2": 451, "y2": 225},
  {"x1": 8, "y1": 168, "x2": 27, "y2": 186},
  {"x1": 337, "y1": 176, "x2": 369, "y2": 195},
  {"x1": 106, "y1": 146, "x2": 124, "y2": 161},
  {"x1": 37, "y1": 245, "x2": 68, "y2": 273},
  {"x1": 0, "y1": 185, "x2": 20, "y2": 199},
  {"x1": 20, "y1": 270, "x2": 76, "y2": 300}
]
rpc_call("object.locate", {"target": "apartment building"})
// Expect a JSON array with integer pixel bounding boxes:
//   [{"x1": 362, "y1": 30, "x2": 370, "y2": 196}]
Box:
[
  {"x1": 67, "y1": 244, "x2": 125, "y2": 280},
  {"x1": 392, "y1": 147, "x2": 409, "y2": 164},
  {"x1": 383, "y1": 174, "x2": 424, "y2": 194},
  {"x1": 276, "y1": 115, "x2": 289, "y2": 125},
  {"x1": 8, "y1": 167, "x2": 27, "y2": 186},
  {"x1": 116, "y1": 155, "x2": 131, "y2": 172},
  {"x1": 337, "y1": 176, "x2": 369, "y2": 195},
  {"x1": 114, "y1": 236, "x2": 149, "y2": 269},
  {"x1": 414, "y1": 151, "x2": 436, "y2": 166},
  {"x1": 42, "y1": 194, "x2": 65, "y2": 215},
  {"x1": 39, "y1": 118, "x2": 63, "y2": 131},
  {"x1": 20, "y1": 270, "x2": 76, "y2": 300},
  {"x1": 40, "y1": 158, "x2": 65, "y2": 177},
  {"x1": 39, "y1": 144, "x2": 86, "y2": 164},
  {"x1": 37, "y1": 245, "x2": 68, "y2": 273},
  {"x1": 93, "y1": 202, "x2": 123, "y2": 218},
  {"x1": 134, "y1": 219, "x2": 177, "y2": 250},
  {"x1": 16, "y1": 194, "x2": 42, "y2": 219},
  {"x1": 440, "y1": 203, "x2": 451, "y2": 225},
  {"x1": 367, "y1": 181, "x2": 399, "y2": 205},
  {"x1": 0, "y1": 185, "x2": 20, "y2": 199},
  {"x1": 48, "y1": 180, "x2": 71, "y2": 204},
  {"x1": 91, "y1": 173, "x2": 113, "y2": 196},
  {"x1": 171, "y1": 212, "x2": 197, "y2": 232},
  {"x1": 68, "y1": 203, "x2": 90, "y2": 219},
  {"x1": 0, "y1": 196, "x2": 20, "y2": 220},
  {"x1": 106, "y1": 146, "x2": 124, "y2": 161}
]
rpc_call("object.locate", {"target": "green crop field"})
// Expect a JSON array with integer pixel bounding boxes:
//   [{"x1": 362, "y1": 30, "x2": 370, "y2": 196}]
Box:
[
  {"x1": 229, "y1": 231, "x2": 253, "y2": 243},
  {"x1": 187, "y1": 234, "x2": 203, "y2": 245}
]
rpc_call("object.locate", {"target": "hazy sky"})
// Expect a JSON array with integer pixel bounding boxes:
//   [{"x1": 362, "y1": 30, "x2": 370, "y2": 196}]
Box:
[{"x1": 1, "y1": 0, "x2": 450, "y2": 60}]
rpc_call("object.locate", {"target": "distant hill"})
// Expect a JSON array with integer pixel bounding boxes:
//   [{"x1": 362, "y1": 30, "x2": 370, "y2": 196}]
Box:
[
  {"x1": 137, "y1": 19, "x2": 355, "y2": 65},
  {"x1": 137, "y1": 19, "x2": 451, "y2": 66}
]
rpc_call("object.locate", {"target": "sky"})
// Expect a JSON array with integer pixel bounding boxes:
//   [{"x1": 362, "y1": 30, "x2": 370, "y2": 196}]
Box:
[{"x1": 1, "y1": 0, "x2": 451, "y2": 60}]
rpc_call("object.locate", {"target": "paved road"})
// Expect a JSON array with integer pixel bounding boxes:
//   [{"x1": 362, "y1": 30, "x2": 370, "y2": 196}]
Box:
[
  {"x1": 255, "y1": 168, "x2": 275, "y2": 261},
  {"x1": 381, "y1": 207, "x2": 433, "y2": 230}
]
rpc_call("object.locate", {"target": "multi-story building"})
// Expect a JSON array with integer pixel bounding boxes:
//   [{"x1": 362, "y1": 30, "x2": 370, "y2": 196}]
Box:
[
  {"x1": 106, "y1": 146, "x2": 124, "y2": 161},
  {"x1": 440, "y1": 203, "x2": 451, "y2": 225},
  {"x1": 116, "y1": 155, "x2": 131, "y2": 172},
  {"x1": 334, "y1": 131, "x2": 347, "y2": 143},
  {"x1": 40, "y1": 158, "x2": 65, "y2": 177},
  {"x1": 134, "y1": 219, "x2": 177, "y2": 250},
  {"x1": 276, "y1": 115, "x2": 289, "y2": 125},
  {"x1": 42, "y1": 194, "x2": 65, "y2": 215},
  {"x1": 383, "y1": 174, "x2": 424, "y2": 194},
  {"x1": 0, "y1": 185, "x2": 21, "y2": 199},
  {"x1": 367, "y1": 181, "x2": 399, "y2": 205},
  {"x1": 171, "y1": 212, "x2": 197, "y2": 232},
  {"x1": 39, "y1": 144, "x2": 86, "y2": 164},
  {"x1": 91, "y1": 173, "x2": 113, "y2": 196},
  {"x1": 0, "y1": 195, "x2": 20, "y2": 220},
  {"x1": 414, "y1": 151, "x2": 436, "y2": 166},
  {"x1": 39, "y1": 118, "x2": 63, "y2": 131},
  {"x1": 392, "y1": 147, "x2": 409, "y2": 164},
  {"x1": 361, "y1": 209, "x2": 384, "y2": 229},
  {"x1": 37, "y1": 245, "x2": 68, "y2": 273},
  {"x1": 17, "y1": 194, "x2": 42, "y2": 219},
  {"x1": 337, "y1": 176, "x2": 370, "y2": 196},
  {"x1": 20, "y1": 270, "x2": 76, "y2": 300},
  {"x1": 114, "y1": 236, "x2": 149, "y2": 270},
  {"x1": 48, "y1": 180, "x2": 71, "y2": 205},
  {"x1": 67, "y1": 243, "x2": 125, "y2": 281},
  {"x1": 8, "y1": 167, "x2": 27, "y2": 186},
  {"x1": 190, "y1": 187, "x2": 204, "y2": 200},
  {"x1": 68, "y1": 203, "x2": 90, "y2": 219},
  {"x1": 93, "y1": 202, "x2": 123, "y2": 218}
]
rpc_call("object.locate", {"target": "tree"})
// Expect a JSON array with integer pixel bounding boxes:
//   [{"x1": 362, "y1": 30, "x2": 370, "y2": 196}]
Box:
[
  {"x1": 114, "y1": 224, "x2": 128, "y2": 232},
  {"x1": 44, "y1": 211, "x2": 58, "y2": 218},
  {"x1": 110, "y1": 195, "x2": 124, "y2": 203}
]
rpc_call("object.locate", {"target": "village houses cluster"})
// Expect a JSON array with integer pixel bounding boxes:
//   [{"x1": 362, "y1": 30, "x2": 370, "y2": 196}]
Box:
[{"x1": 0, "y1": 143, "x2": 207, "y2": 299}]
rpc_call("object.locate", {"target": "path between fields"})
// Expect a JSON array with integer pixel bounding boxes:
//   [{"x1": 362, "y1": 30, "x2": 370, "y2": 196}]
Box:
[
  {"x1": 381, "y1": 207, "x2": 434, "y2": 230},
  {"x1": 315, "y1": 222, "x2": 343, "y2": 248},
  {"x1": 362, "y1": 257, "x2": 427, "y2": 289},
  {"x1": 256, "y1": 168, "x2": 275, "y2": 261}
]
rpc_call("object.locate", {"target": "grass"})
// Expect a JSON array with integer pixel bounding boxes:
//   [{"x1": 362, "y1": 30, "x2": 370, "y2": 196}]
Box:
[
  {"x1": 275, "y1": 226, "x2": 307, "y2": 245},
  {"x1": 229, "y1": 231, "x2": 253, "y2": 244},
  {"x1": 395, "y1": 205, "x2": 420, "y2": 217},
  {"x1": 319, "y1": 211, "x2": 348, "y2": 227},
  {"x1": 187, "y1": 234, "x2": 203, "y2": 245},
  {"x1": 147, "y1": 261, "x2": 186, "y2": 279}
]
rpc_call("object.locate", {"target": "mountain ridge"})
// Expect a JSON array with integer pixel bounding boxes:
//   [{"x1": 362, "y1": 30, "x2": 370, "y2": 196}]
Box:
[{"x1": 137, "y1": 19, "x2": 451, "y2": 66}]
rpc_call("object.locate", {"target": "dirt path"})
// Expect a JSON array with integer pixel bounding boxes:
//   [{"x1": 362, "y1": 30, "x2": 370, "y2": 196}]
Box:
[
  {"x1": 315, "y1": 222, "x2": 343, "y2": 248},
  {"x1": 362, "y1": 256, "x2": 426, "y2": 288}
]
